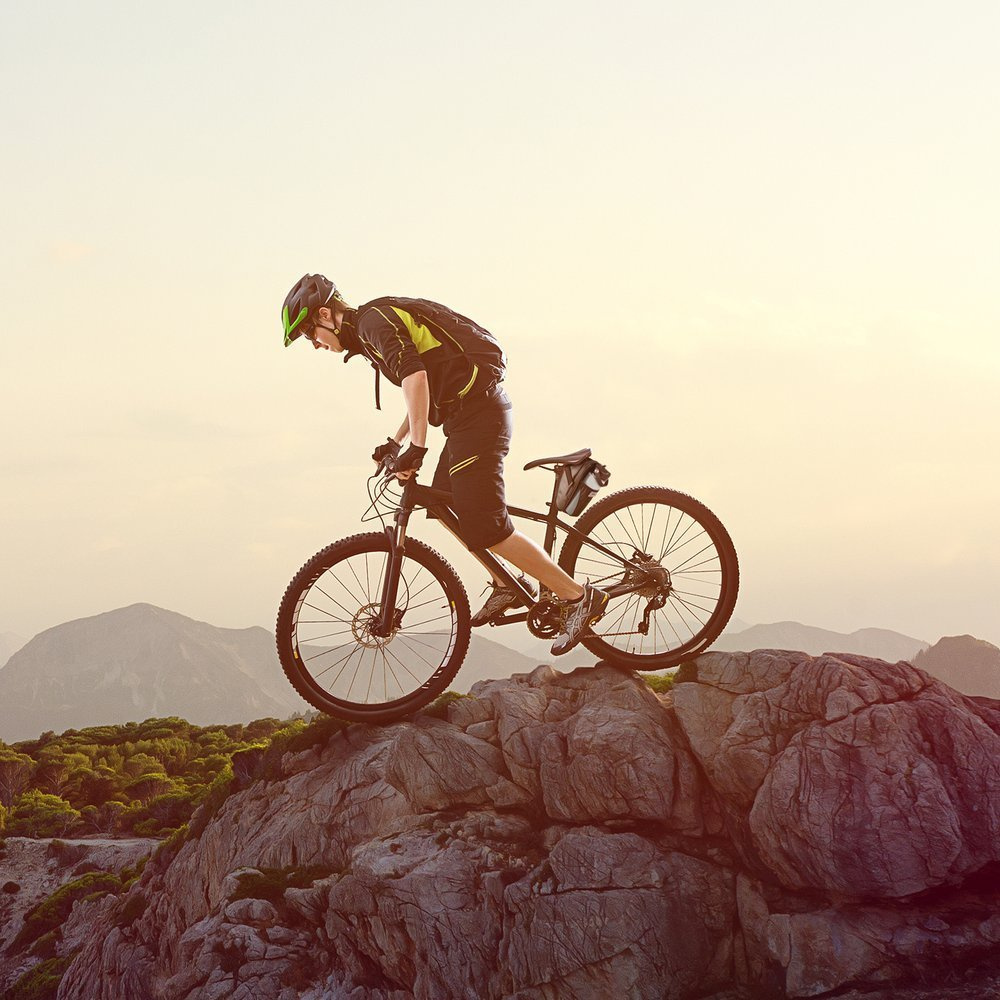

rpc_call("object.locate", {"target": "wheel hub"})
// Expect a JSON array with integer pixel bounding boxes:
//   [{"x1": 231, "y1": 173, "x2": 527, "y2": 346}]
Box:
[
  {"x1": 352, "y1": 603, "x2": 402, "y2": 648},
  {"x1": 623, "y1": 551, "x2": 672, "y2": 599}
]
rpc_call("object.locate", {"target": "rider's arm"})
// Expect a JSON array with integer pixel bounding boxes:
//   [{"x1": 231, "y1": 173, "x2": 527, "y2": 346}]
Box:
[
  {"x1": 357, "y1": 308, "x2": 429, "y2": 448},
  {"x1": 401, "y1": 371, "x2": 429, "y2": 447}
]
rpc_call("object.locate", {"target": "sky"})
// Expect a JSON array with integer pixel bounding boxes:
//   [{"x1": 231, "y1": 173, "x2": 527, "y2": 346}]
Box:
[{"x1": 2, "y1": 1, "x2": 998, "y2": 649}]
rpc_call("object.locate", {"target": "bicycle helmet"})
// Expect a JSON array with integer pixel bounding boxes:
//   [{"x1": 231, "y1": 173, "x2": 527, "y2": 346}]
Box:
[{"x1": 281, "y1": 273, "x2": 344, "y2": 346}]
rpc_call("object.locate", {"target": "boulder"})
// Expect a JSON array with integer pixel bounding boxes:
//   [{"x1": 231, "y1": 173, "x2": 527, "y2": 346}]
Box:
[{"x1": 52, "y1": 652, "x2": 1000, "y2": 999}]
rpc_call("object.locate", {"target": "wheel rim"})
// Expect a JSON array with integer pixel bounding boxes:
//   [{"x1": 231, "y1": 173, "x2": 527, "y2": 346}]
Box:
[
  {"x1": 572, "y1": 500, "x2": 732, "y2": 659},
  {"x1": 290, "y1": 549, "x2": 459, "y2": 709}
]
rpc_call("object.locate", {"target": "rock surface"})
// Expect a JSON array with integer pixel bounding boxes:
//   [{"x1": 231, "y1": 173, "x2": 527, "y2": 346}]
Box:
[
  {"x1": 0, "y1": 836, "x2": 157, "y2": 994},
  {"x1": 50, "y1": 651, "x2": 1000, "y2": 999}
]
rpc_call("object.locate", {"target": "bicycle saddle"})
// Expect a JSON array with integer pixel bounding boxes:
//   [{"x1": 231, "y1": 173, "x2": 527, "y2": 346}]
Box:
[{"x1": 523, "y1": 448, "x2": 592, "y2": 471}]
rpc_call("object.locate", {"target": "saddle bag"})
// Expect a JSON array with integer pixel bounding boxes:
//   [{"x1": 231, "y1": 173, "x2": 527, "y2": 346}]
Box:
[{"x1": 554, "y1": 458, "x2": 610, "y2": 517}]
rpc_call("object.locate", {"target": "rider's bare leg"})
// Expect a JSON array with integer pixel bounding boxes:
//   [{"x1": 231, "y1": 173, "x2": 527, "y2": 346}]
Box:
[
  {"x1": 436, "y1": 520, "x2": 583, "y2": 600},
  {"x1": 489, "y1": 530, "x2": 583, "y2": 600}
]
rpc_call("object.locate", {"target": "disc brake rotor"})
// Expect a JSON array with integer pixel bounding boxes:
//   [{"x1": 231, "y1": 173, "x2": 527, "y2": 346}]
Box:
[{"x1": 352, "y1": 602, "x2": 402, "y2": 648}]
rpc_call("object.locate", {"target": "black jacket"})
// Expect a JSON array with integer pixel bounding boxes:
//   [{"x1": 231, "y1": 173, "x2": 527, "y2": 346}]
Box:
[{"x1": 345, "y1": 297, "x2": 506, "y2": 426}]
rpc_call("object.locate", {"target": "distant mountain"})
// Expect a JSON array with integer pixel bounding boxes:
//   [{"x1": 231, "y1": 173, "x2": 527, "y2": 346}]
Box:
[
  {"x1": 0, "y1": 604, "x2": 309, "y2": 743},
  {"x1": 455, "y1": 634, "x2": 550, "y2": 690},
  {"x1": 0, "y1": 605, "x2": 555, "y2": 743},
  {"x1": 0, "y1": 631, "x2": 26, "y2": 667},
  {"x1": 913, "y1": 635, "x2": 1000, "y2": 699},
  {"x1": 711, "y1": 621, "x2": 928, "y2": 662}
]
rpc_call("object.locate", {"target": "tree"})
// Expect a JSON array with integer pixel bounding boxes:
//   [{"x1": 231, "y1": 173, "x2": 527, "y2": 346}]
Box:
[
  {"x1": 122, "y1": 753, "x2": 164, "y2": 779},
  {"x1": 7, "y1": 791, "x2": 82, "y2": 838},
  {"x1": 74, "y1": 765, "x2": 122, "y2": 807},
  {"x1": 0, "y1": 749, "x2": 34, "y2": 807},
  {"x1": 80, "y1": 801, "x2": 127, "y2": 836},
  {"x1": 126, "y1": 773, "x2": 175, "y2": 805}
]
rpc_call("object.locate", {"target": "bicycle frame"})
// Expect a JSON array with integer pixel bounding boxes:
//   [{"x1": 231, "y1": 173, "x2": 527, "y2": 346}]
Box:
[{"x1": 373, "y1": 473, "x2": 659, "y2": 637}]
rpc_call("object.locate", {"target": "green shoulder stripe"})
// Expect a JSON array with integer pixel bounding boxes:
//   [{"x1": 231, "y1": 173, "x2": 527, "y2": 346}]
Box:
[{"x1": 391, "y1": 307, "x2": 442, "y2": 355}]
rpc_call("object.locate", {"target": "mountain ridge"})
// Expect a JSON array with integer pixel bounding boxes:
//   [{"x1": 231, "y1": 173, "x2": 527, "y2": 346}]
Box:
[
  {"x1": 0, "y1": 604, "x2": 542, "y2": 743},
  {"x1": 711, "y1": 619, "x2": 928, "y2": 661}
]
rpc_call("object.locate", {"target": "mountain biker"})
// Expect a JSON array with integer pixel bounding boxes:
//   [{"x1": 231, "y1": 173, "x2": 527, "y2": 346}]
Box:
[{"x1": 280, "y1": 273, "x2": 608, "y2": 656}]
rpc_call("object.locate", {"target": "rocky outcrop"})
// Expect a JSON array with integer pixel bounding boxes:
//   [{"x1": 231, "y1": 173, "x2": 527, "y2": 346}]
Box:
[
  {"x1": 0, "y1": 836, "x2": 157, "y2": 994},
  {"x1": 55, "y1": 651, "x2": 1000, "y2": 999}
]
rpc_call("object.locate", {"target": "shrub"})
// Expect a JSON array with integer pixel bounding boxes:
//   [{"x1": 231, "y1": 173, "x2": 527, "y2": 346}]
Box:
[
  {"x1": 10, "y1": 871, "x2": 121, "y2": 954},
  {"x1": 114, "y1": 891, "x2": 147, "y2": 928},
  {"x1": 46, "y1": 840, "x2": 87, "y2": 865},
  {"x1": 119, "y1": 856, "x2": 148, "y2": 891},
  {"x1": 640, "y1": 671, "x2": 676, "y2": 695},
  {"x1": 152, "y1": 823, "x2": 189, "y2": 866},
  {"x1": 3, "y1": 880, "x2": 21, "y2": 893},
  {"x1": 5, "y1": 955, "x2": 74, "y2": 1000},
  {"x1": 187, "y1": 767, "x2": 234, "y2": 839},
  {"x1": 28, "y1": 929, "x2": 59, "y2": 959},
  {"x1": 6, "y1": 792, "x2": 81, "y2": 838},
  {"x1": 420, "y1": 690, "x2": 466, "y2": 720},
  {"x1": 231, "y1": 865, "x2": 335, "y2": 905}
]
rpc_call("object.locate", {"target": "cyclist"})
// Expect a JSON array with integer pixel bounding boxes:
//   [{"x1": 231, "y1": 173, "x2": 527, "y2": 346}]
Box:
[{"x1": 281, "y1": 273, "x2": 608, "y2": 655}]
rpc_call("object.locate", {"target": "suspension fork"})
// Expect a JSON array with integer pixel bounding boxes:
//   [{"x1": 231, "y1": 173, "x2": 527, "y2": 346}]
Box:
[{"x1": 374, "y1": 481, "x2": 414, "y2": 637}]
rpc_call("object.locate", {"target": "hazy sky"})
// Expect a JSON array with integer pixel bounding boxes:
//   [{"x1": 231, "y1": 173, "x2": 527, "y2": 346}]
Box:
[{"x1": 2, "y1": 1, "x2": 998, "y2": 649}]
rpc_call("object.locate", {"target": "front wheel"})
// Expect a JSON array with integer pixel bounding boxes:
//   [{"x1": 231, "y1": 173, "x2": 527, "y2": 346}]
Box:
[
  {"x1": 276, "y1": 532, "x2": 471, "y2": 723},
  {"x1": 558, "y1": 486, "x2": 739, "y2": 669}
]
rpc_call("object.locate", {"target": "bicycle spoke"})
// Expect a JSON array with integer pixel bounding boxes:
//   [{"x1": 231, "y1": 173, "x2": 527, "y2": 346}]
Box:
[
  {"x1": 401, "y1": 596, "x2": 449, "y2": 613},
  {"x1": 643, "y1": 503, "x2": 660, "y2": 557},
  {"x1": 345, "y1": 558, "x2": 369, "y2": 605},
  {"x1": 401, "y1": 612, "x2": 451, "y2": 629},
  {"x1": 399, "y1": 574, "x2": 439, "y2": 606},
  {"x1": 300, "y1": 627, "x2": 355, "y2": 643},
  {"x1": 313, "y1": 643, "x2": 360, "y2": 682},
  {"x1": 661, "y1": 520, "x2": 701, "y2": 562},
  {"x1": 311, "y1": 582, "x2": 362, "y2": 622},
  {"x1": 398, "y1": 632, "x2": 449, "y2": 655},
  {"x1": 383, "y1": 640, "x2": 426, "y2": 684},
  {"x1": 381, "y1": 645, "x2": 413, "y2": 696},
  {"x1": 396, "y1": 634, "x2": 446, "y2": 673}
]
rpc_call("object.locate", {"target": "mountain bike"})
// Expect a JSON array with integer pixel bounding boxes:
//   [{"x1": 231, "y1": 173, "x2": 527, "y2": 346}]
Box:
[{"x1": 276, "y1": 448, "x2": 739, "y2": 723}]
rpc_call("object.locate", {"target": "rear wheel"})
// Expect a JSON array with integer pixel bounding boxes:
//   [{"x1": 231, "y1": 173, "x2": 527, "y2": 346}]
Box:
[
  {"x1": 276, "y1": 532, "x2": 471, "y2": 723},
  {"x1": 558, "y1": 486, "x2": 739, "y2": 668}
]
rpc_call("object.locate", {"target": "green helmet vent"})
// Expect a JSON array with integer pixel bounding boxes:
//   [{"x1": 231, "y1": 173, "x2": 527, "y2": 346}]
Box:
[{"x1": 283, "y1": 305, "x2": 309, "y2": 347}]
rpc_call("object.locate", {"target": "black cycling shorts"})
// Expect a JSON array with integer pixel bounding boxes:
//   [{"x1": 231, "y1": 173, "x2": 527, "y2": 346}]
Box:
[{"x1": 429, "y1": 385, "x2": 515, "y2": 550}]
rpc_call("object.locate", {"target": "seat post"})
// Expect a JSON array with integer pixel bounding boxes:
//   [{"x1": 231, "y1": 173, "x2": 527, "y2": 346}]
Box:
[{"x1": 543, "y1": 466, "x2": 562, "y2": 556}]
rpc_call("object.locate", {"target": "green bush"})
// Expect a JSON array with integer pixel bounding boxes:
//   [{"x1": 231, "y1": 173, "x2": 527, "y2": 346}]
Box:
[
  {"x1": 114, "y1": 891, "x2": 147, "y2": 928},
  {"x1": 152, "y1": 823, "x2": 189, "y2": 865},
  {"x1": 6, "y1": 955, "x2": 75, "y2": 1000},
  {"x1": 10, "y1": 871, "x2": 121, "y2": 954},
  {"x1": 46, "y1": 840, "x2": 87, "y2": 865},
  {"x1": 640, "y1": 671, "x2": 676, "y2": 694},
  {"x1": 232, "y1": 865, "x2": 335, "y2": 905},
  {"x1": 419, "y1": 690, "x2": 466, "y2": 720},
  {"x1": 28, "y1": 929, "x2": 59, "y2": 959},
  {"x1": 187, "y1": 766, "x2": 234, "y2": 839},
  {"x1": 6, "y1": 791, "x2": 81, "y2": 838},
  {"x1": 119, "y1": 856, "x2": 148, "y2": 891}
]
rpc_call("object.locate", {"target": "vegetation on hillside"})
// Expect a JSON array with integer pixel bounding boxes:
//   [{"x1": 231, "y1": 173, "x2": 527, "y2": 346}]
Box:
[
  {"x1": 0, "y1": 716, "x2": 303, "y2": 839},
  {"x1": 0, "y1": 673, "x2": 676, "y2": 843}
]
